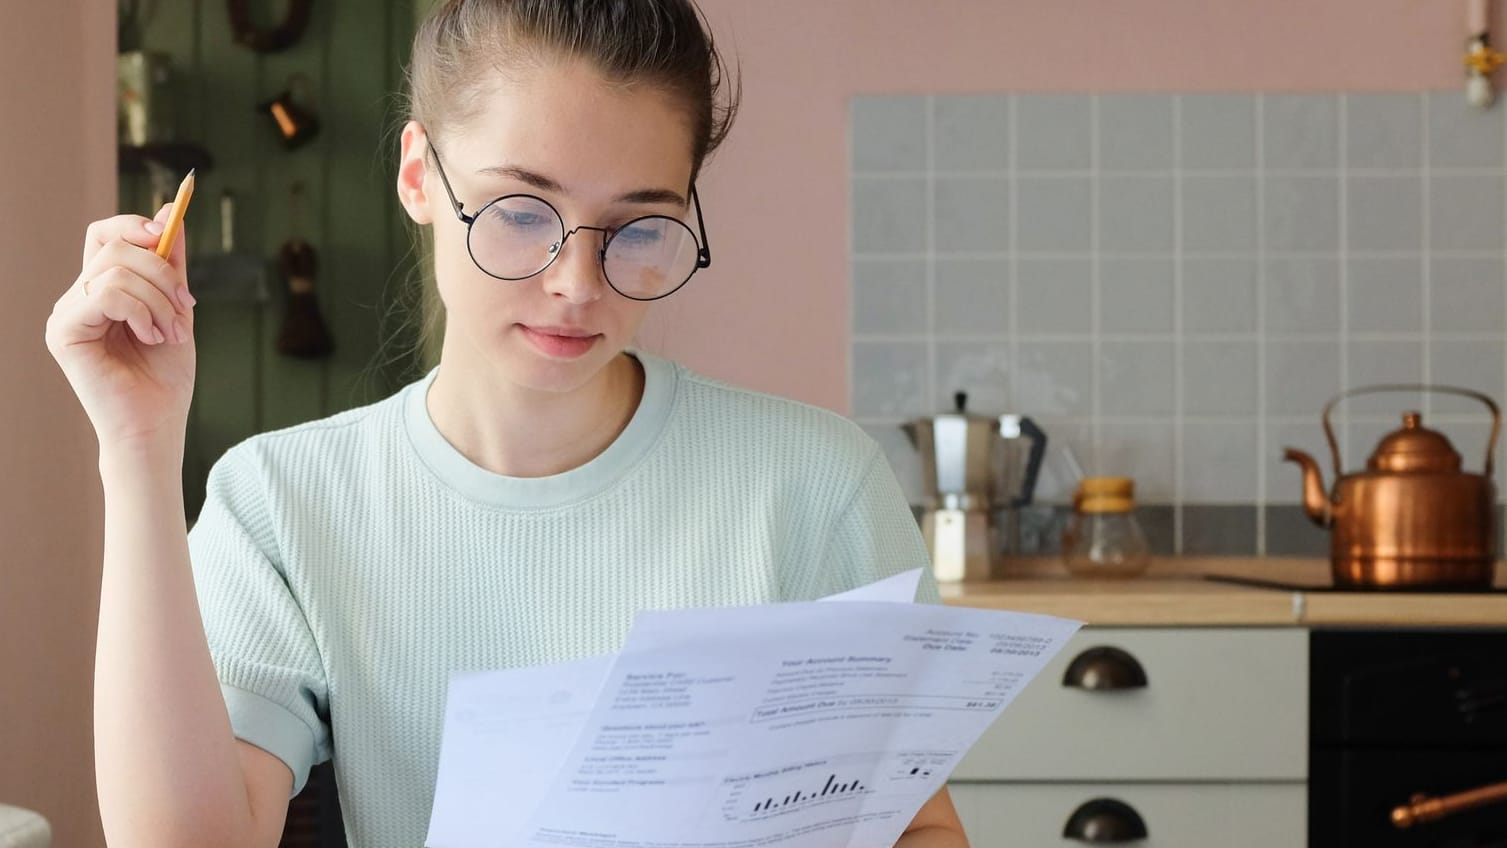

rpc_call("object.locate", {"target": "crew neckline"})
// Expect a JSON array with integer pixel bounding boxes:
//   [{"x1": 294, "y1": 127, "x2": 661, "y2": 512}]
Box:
[{"x1": 402, "y1": 350, "x2": 678, "y2": 509}]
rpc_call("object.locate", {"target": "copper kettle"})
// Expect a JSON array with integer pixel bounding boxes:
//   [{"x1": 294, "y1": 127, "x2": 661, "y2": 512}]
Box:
[{"x1": 1282, "y1": 385, "x2": 1501, "y2": 590}]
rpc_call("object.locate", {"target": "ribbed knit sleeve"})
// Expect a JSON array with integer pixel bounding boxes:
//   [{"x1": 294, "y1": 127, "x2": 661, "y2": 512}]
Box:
[
  {"x1": 187, "y1": 445, "x2": 333, "y2": 796},
  {"x1": 821, "y1": 446, "x2": 943, "y2": 605}
]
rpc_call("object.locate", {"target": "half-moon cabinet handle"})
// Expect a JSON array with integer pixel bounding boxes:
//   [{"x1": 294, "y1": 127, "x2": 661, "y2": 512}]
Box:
[
  {"x1": 1062, "y1": 797, "x2": 1149, "y2": 843},
  {"x1": 1062, "y1": 646, "x2": 1148, "y2": 691}
]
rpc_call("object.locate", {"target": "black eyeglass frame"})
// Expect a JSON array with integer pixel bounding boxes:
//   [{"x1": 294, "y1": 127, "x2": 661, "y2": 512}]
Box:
[{"x1": 427, "y1": 145, "x2": 712, "y2": 302}]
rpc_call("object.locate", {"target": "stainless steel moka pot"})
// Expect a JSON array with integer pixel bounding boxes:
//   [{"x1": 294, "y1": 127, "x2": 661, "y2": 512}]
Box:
[{"x1": 902, "y1": 392, "x2": 1047, "y2": 582}]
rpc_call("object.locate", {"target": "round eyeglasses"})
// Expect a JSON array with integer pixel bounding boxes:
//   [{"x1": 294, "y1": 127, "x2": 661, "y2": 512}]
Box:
[{"x1": 428, "y1": 146, "x2": 711, "y2": 301}]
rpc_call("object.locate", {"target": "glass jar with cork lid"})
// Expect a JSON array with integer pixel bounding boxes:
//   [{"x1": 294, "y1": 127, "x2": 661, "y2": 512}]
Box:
[{"x1": 1062, "y1": 477, "x2": 1151, "y2": 578}]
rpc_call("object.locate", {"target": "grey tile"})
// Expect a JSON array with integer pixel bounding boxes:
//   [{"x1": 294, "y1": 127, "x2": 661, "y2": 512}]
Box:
[
  {"x1": 1266, "y1": 417, "x2": 1335, "y2": 506},
  {"x1": 934, "y1": 258, "x2": 1009, "y2": 335},
  {"x1": 1100, "y1": 341, "x2": 1176, "y2": 415},
  {"x1": 1098, "y1": 94, "x2": 1174, "y2": 171},
  {"x1": 1137, "y1": 505, "x2": 1178, "y2": 555},
  {"x1": 1266, "y1": 340, "x2": 1341, "y2": 415},
  {"x1": 1263, "y1": 176, "x2": 1339, "y2": 251},
  {"x1": 1016, "y1": 95, "x2": 1092, "y2": 171},
  {"x1": 851, "y1": 96, "x2": 928, "y2": 172},
  {"x1": 852, "y1": 341, "x2": 928, "y2": 417},
  {"x1": 1016, "y1": 177, "x2": 1092, "y2": 252},
  {"x1": 934, "y1": 342, "x2": 1012, "y2": 413},
  {"x1": 1097, "y1": 416, "x2": 1176, "y2": 501},
  {"x1": 863, "y1": 422, "x2": 926, "y2": 506},
  {"x1": 1013, "y1": 342, "x2": 1094, "y2": 414},
  {"x1": 1265, "y1": 255, "x2": 1341, "y2": 333},
  {"x1": 1182, "y1": 176, "x2": 1258, "y2": 251},
  {"x1": 1183, "y1": 257, "x2": 1259, "y2": 332},
  {"x1": 934, "y1": 176, "x2": 1010, "y2": 252},
  {"x1": 852, "y1": 177, "x2": 928, "y2": 253},
  {"x1": 1100, "y1": 257, "x2": 1175, "y2": 333},
  {"x1": 1183, "y1": 340, "x2": 1259, "y2": 414},
  {"x1": 1346, "y1": 341, "x2": 1426, "y2": 413},
  {"x1": 1029, "y1": 416, "x2": 1096, "y2": 502},
  {"x1": 1179, "y1": 94, "x2": 1256, "y2": 169},
  {"x1": 1262, "y1": 94, "x2": 1340, "y2": 169},
  {"x1": 1182, "y1": 505, "x2": 1260, "y2": 555},
  {"x1": 1264, "y1": 505, "x2": 1331, "y2": 557},
  {"x1": 1427, "y1": 93, "x2": 1505, "y2": 168},
  {"x1": 1347, "y1": 255, "x2": 1424, "y2": 333},
  {"x1": 1099, "y1": 176, "x2": 1175, "y2": 251},
  {"x1": 1182, "y1": 417, "x2": 1260, "y2": 502},
  {"x1": 1429, "y1": 255, "x2": 1506, "y2": 333},
  {"x1": 934, "y1": 94, "x2": 1011, "y2": 171},
  {"x1": 1345, "y1": 93, "x2": 1423, "y2": 169},
  {"x1": 1429, "y1": 175, "x2": 1506, "y2": 251},
  {"x1": 1429, "y1": 339, "x2": 1506, "y2": 413},
  {"x1": 1016, "y1": 258, "x2": 1092, "y2": 334},
  {"x1": 853, "y1": 259, "x2": 927, "y2": 334},
  {"x1": 1346, "y1": 176, "x2": 1422, "y2": 251}
]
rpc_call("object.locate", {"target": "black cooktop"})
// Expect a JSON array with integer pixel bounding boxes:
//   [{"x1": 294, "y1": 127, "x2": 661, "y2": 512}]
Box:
[{"x1": 1202, "y1": 573, "x2": 1507, "y2": 593}]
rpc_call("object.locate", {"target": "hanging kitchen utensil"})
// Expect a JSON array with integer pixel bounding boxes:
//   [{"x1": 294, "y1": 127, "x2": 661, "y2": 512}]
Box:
[
  {"x1": 228, "y1": 0, "x2": 315, "y2": 53},
  {"x1": 275, "y1": 182, "x2": 334, "y2": 359},
  {"x1": 259, "y1": 73, "x2": 320, "y2": 151},
  {"x1": 1282, "y1": 384, "x2": 1501, "y2": 590}
]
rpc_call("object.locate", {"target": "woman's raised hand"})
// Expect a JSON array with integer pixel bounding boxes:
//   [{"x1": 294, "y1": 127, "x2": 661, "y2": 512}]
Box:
[{"x1": 45, "y1": 203, "x2": 198, "y2": 453}]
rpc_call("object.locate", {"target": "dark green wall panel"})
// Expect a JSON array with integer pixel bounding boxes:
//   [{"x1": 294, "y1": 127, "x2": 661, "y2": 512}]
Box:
[{"x1": 121, "y1": 1, "x2": 418, "y2": 519}]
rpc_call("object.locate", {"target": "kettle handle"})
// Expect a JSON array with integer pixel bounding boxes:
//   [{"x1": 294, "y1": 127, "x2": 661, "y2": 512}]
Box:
[
  {"x1": 1000, "y1": 415, "x2": 1048, "y2": 507},
  {"x1": 1321, "y1": 384, "x2": 1501, "y2": 478}
]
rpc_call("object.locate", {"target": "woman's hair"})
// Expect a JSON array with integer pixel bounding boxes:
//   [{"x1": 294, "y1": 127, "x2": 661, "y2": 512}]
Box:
[{"x1": 376, "y1": 0, "x2": 739, "y2": 376}]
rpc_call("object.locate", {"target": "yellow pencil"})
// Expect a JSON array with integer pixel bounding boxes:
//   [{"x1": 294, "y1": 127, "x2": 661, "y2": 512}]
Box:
[{"x1": 156, "y1": 169, "x2": 197, "y2": 259}]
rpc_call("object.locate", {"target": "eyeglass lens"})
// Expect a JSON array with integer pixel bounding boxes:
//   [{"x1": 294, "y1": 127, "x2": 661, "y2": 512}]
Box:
[{"x1": 469, "y1": 195, "x2": 702, "y2": 300}]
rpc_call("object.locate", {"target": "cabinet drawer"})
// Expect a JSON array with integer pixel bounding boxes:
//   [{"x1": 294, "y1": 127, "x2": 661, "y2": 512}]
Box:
[
  {"x1": 953, "y1": 627, "x2": 1306, "y2": 781},
  {"x1": 948, "y1": 782, "x2": 1306, "y2": 847}
]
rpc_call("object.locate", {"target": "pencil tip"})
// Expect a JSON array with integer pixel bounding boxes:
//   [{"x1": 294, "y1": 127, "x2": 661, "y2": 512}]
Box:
[{"x1": 187, "y1": 168, "x2": 197, "y2": 178}]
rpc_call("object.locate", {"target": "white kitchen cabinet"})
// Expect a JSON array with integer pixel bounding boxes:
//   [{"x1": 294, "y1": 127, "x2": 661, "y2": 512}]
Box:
[
  {"x1": 949, "y1": 782, "x2": 1306, "y2": 847},
  {"x1": 948, "y1": 626, "x2": 1308, "y2": 845},
  {"x1": 953, "y1": 627, "x2": 1307, "y2": 782}
]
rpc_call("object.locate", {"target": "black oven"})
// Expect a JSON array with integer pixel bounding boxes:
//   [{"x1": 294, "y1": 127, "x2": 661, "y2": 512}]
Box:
[{"x1": 1310, "y1": 628, "x2": 1507, "y2": 847}]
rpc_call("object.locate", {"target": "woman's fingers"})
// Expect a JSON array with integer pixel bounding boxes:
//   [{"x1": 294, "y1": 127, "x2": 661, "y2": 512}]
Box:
[
  {"x1": 82, "y1": 235, "x2": 191, "y2": 322},
  {"x1": 62, "y1": 263, "x2": 185, "y2": 348},
  {"x1": 81, "y1": 205, "x2": 171, "y2": 269},
  {"x1": 94, "y1": 283, "x2": 170, "y2": 345},
  {"x1": 50, "y1": 278, "x2": 164, "y2": 350}
]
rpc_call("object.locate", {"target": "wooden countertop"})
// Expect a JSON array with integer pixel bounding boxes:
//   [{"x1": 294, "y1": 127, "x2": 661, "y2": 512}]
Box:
[{"x1": 937, "y1": 557, "x2": 1507, "y2": 627}]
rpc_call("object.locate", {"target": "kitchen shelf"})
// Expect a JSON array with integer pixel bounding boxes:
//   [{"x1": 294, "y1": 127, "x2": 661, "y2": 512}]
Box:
[
  {"x1": 118, "y1": 141, "x2": 214, "y2": 176},
  {"x1": 186, "y1": 252, "x2": 271, "y2": 304}
]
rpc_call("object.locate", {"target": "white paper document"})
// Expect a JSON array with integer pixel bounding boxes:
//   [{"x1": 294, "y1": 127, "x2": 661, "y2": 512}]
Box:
[{"x1": 426, "y1": 570, "x2": 1080, "y2": 848}]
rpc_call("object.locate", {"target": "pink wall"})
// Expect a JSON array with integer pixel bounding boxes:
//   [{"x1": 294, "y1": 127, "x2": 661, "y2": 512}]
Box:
[
  {"x1": 644, "y1": 0, "x2": 1502, "y2": 412},
  {"x1": 0, "y1": 3, "x2": 115, "y2": 847},
  {"x1": 0, "y1": 2, "x2": 1495, "y2": 846}
]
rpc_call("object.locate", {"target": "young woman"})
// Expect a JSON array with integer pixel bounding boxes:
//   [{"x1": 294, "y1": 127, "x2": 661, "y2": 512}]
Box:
[{"x1": 46, "y1": 2, "x2": 966, "y2": 846}]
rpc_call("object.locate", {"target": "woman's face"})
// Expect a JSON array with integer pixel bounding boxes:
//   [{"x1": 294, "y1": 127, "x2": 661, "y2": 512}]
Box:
[{"x1": 399, "y1": 58, "x2": 697, "y2": 394}]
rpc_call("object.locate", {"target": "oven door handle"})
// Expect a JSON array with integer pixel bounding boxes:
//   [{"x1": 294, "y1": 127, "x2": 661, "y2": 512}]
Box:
[{"x1": 1392, "y1": 780, "x2": 1507, "y2": 828}]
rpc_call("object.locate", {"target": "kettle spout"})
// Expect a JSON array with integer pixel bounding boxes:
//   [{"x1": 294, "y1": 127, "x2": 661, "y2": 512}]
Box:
[{"x1": 1282, "y1": 448, "x2": 1333, "y2": 528}]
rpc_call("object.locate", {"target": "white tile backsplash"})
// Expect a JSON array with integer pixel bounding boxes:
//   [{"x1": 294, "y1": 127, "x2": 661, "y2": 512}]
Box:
[
  {"x1": 1261, "y1": 94, "x2": 1340, "y2": 170},
  {"x1": 1345, "y1": 93, "x2": 1423, "y2": 169},
  {"x1": 1098, "y1": 95, "x2": 1175, "y2": 171},
  {"x1": 851, "y1": 91, "x2": 1507, "y2": 520},
  {"x1": 934, "y1": 258, "x2": 1009, "y2": 335}
]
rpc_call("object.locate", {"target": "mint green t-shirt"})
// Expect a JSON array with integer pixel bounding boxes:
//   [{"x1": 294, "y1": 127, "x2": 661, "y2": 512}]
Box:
[{"x1": 187, "y1": 351, "x2": 937, "y2": 848}]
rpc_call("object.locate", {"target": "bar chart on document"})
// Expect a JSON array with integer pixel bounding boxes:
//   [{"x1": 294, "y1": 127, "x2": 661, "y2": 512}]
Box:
[{"x1": 718, "y1": 752, "x2": 953, "y2": 823}]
